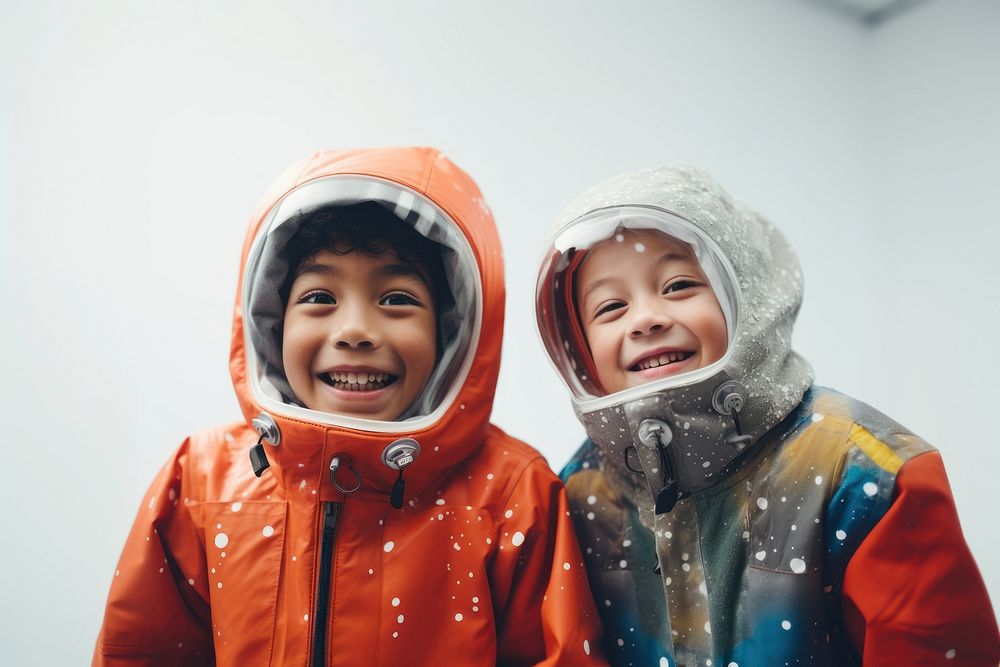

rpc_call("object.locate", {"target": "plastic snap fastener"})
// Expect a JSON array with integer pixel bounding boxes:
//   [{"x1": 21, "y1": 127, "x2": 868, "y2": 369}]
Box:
[
  {"x1": 251, "y1": 413, "x2": 281, "y2": 446},
  {"x1": 711, "y1": 381, "x2": 748, "y2": 416},
  {"x1": 637, "y1": 419, "x2": 672, "y2": 450}
]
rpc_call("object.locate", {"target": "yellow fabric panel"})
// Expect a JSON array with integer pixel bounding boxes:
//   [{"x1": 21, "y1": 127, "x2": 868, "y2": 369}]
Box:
[{"x1": 848, "y1": 424, "x2": 904, "y2": 474}]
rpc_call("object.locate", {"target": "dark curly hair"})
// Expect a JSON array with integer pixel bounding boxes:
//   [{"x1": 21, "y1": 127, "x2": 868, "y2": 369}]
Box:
[{"x1": 281, "y1": 201, "x2": 450, "y2": 310}]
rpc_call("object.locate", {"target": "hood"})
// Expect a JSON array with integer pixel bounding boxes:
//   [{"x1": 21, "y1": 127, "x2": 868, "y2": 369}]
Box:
[
  {"x1": 230, "y1": 147, "x2": 504, "y2": 504},
  {"x1": 536, "y1": 164, "x2": 813, "y2": 510}
]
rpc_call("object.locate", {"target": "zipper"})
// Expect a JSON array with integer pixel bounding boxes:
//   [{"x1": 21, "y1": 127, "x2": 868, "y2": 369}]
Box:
[{"x1": 310, "y1": 501, "x2": 342, "y2": 667}]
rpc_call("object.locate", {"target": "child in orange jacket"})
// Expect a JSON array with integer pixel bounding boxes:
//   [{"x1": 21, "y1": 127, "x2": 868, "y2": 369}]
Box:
[{"x1": 94, "y1": 148, "x2": 607, "y2": 666}]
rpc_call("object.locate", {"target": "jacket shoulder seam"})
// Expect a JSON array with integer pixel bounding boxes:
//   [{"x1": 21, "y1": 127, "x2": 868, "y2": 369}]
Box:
[{"x1": 496, "y1": 454, "x2": 548, "y2": 521}]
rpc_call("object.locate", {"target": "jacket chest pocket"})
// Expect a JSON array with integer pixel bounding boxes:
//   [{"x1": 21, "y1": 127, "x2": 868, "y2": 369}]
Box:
[{"x1": 199, "y1": 500, "x2": 287, "y2": 667}]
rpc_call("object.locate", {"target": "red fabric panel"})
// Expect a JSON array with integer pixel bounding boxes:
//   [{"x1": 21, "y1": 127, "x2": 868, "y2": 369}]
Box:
[{"x1": 842, "y1": 451, "x2": 999, "y2": 665}]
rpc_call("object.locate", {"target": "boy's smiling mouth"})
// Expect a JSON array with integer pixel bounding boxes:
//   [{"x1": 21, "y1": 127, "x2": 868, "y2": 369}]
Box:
[
  {"x1": 628, "y1": 349, "x2": 696, "y2": 373},
  {"x1": 317, "y1": 366, "x2": 399, "y2": 393}
]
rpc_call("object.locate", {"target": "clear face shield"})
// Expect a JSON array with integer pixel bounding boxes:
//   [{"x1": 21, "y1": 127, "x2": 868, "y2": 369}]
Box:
[
  {"x1": 242, "y1": 175, "x2": 482, "y2": 432},
  {"x1": 535, "y1": 206, "x2": 741, "y2": 411}
]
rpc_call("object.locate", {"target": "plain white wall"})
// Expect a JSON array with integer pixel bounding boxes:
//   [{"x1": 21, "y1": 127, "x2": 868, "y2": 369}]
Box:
[
  {"x1": 1, "y1": 0, "x2": 996, "y2": 663},
  {"x1": 862, "y1": 0, "x2": 1000, "y2": 620}
]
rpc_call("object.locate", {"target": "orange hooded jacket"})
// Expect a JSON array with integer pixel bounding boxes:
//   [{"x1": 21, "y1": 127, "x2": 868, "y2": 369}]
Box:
[{"x1": 93, "y1": 148, "x2": 607, "y2": 666}]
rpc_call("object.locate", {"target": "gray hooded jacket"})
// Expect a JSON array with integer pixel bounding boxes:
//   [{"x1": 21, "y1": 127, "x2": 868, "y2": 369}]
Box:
[{"x1": 537, "y1": 165, "x2": 998, "y2": 666}]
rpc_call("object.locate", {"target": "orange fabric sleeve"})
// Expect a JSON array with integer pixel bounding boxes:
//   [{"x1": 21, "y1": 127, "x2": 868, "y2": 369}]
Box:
[
  {"x1": 92, "y1": 440, "x2": 214, "y2": 666},
  {"x1": 491, "y1": 457, "x2": 608, "y2": 667},
  {"x1": 842, "y1": 450, "x2": 999, "y2": 665}
]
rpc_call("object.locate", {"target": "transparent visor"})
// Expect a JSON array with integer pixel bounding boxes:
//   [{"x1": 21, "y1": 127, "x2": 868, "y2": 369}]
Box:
[
  {"x1": 242, "y1": 175, "x2": 482, "y2": 432},
  {"x1": 535, "y1": 206, "x2": 740, "y2": 407}
]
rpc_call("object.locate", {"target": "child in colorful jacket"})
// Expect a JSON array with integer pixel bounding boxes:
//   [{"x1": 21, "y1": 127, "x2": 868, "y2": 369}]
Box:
[
  {"x1": 94, "y1": 147, "x2": 607, "y2": 666},
  {"x1": 534, "y1": 164, "x2": 999, "y2": 666}
]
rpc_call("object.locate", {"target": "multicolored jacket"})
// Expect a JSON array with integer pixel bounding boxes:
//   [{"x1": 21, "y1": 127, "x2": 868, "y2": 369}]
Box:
[
  {"x1": 535, "y1": 164, "x2": 999, "y2": 666},
  {"x1": 562, "y1": 386, "x2": 998, "y2": 665}
]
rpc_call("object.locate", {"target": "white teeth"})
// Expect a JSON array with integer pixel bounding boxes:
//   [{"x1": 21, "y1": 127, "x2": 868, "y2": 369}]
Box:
[
  {"x1": 326, "y1": 371, "x2": 391, "y2": 387},
  {"x1": 637, "y1": 353, "x2": 690, "y2": 370}
]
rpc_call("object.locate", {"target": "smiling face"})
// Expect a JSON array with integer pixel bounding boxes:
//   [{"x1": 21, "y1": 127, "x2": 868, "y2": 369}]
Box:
[
  {"x1": 575, "y1": 229, "x2": 728, "y2": 395},
  {"x1": 282, "y1": 249, "x2": 438, "y2": 420}
]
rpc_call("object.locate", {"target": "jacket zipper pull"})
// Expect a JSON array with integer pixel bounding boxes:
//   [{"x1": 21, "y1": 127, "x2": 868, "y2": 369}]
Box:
[
  {"x1": 391, "y1": 469, "x2": 406, "y2": 509},
  {"x1": 249, "y1": 436, "x2": 270, "y2": 477}
]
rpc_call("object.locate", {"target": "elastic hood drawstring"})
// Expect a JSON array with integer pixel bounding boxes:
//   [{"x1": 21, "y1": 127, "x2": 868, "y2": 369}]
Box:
[
  {"x1": 250, "y1": 413, "x2": 281, "y2": 477},
  {"x1": 617, "y1": 380, "x2": 752, "y2": 514},
  {"x1": 712, "y1": 381, "x2": 751, "y2": 450},
  {"x1": 381, "y1": 438, "x2": 422, "y2": 509}
]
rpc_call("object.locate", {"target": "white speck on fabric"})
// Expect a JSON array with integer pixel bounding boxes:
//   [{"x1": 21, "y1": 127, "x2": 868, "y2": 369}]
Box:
[
  {"x1": 231, "y1": 502, "x2": 242, "y2": 512},
  {"x1": 384, "y1": 541, "x2": 395, "y2": 553},
  {"x1": 214, "y1": 533, "x2": 229, "y2": 549},
  {"x1": 511, "y1": 532, "x2": 525, "y2": 547},
  {"x1": 262, "y1": 525, "x2": 275, "y2": 538},
  {"x1": 863, "y1": 482, "x2": 878, "y2": 497},
  {"x1": 790, "y1": 558, "x2": 806, "y2": 573},
  {"x1": 756, "y1": 498, "x2": 768, "y2": 510}
]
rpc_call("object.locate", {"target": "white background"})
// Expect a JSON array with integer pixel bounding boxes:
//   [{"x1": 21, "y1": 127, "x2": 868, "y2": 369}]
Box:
[{"x1": 2, "y1": 0, "x2": 998, "y2": 662}]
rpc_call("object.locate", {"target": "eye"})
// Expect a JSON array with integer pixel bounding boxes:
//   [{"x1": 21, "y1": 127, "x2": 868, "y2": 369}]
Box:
[
  {"x1": 595, "y1": 301, "x2": 625, "y2": 317},
  {"x1": 380, "y1": 291, "x2": 421, "y2": 307},
  {"x1": 663, "y1": 279, "x2": 699, "y2": 295},
  {"x1": 298, "y1": 290, "x2": 336, "y2": 305}
]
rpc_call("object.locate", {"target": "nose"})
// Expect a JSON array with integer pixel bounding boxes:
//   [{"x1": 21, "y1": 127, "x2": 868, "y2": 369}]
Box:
[
  {"x1": 628, "y1": 299, "x2": 672, "y2": 339},
  {"x1": 329, "y1": 304, "x2": 381, "y2": 350}
]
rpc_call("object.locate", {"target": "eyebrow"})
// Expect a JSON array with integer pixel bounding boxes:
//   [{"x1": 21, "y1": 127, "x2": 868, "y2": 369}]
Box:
[
  {"x1": 295, "y1": 261, "x2": 340, "y2": 277},
  {"x1": 581, "y1": 276, "x2": 618, "y2": 303},
  {"x1": 375, "y1": 262, "x2": 431, "y2": 286},
  {"x1": 294, "y1": 260, "x2": 428, "y2": 283},
  {"x1": 580, "y1": 251, "x2": 694, "y2": 303}
]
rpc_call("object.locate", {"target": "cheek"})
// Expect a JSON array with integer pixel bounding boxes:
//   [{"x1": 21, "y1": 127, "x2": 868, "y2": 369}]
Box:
[
  {"x1": 396, "y1": 316, "x2": 438, "y2": 379},
  {"x1": 585, "y1": 326, "x2": 621, "y2": 369},
  {"x1": 692, "y1": 305, "x2": 729, "y2": 360},
  {"x1": 281, "y1": 318, "x2": 315, "y2": 378}
]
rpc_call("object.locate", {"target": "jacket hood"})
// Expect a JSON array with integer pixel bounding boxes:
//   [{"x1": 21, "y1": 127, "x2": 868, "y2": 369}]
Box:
[
  {"x1": 536, "y1": 164, "x2": 813, "y2": 509},
  {"x1": 230, "y1": 147, "x2": 504, "y2": 504}
]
